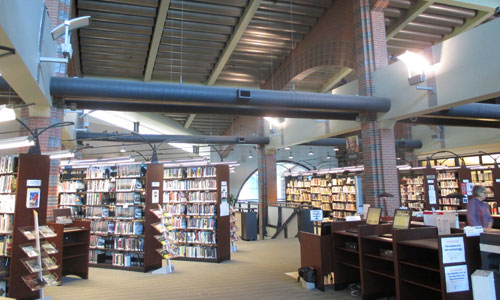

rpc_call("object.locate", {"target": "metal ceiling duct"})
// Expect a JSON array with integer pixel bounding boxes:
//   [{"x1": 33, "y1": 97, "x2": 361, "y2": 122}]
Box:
[
  {"x1": 428, "y1": 103, "x2": 500, "y2": 120},
  {"x1": 301, "y1": 138, "x2": 422, "y2": 149},
  {"x1": 50, "y1": 77, "x2": 391, "y2": 113},
  {"x1": 77, "y1": 132, "x2": 269, "y2": 145}
]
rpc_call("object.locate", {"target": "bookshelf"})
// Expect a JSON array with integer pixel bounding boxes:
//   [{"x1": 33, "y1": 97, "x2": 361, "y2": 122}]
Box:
[
  {"x1": 58, "y1": 163, "x2": 161, "y2": 272},
  {"x1": 437, "y1": 167, "x2": 470, "y2": 211},
  {"x1": 6, "y1": 154, "x2": 55, "y2": 300},
  {"x1": 159, "y1": 165, "x2": 230, "y2": 262},
  {"x1": 399, "y1": 172, "x2": 425, "y2": 211},
  {"x1": 0, "y1": 155, "x2": 16, "y2": 296},
  {"x1": 331, "y1": 221, "x2": 365, "y2": 290},
  {"x1": 46, "y1": 220, "x2": 90, "y2": 281},
  {"x1": 393, "y1": 227, "x2": 479, "y2": 300},
  {"x1": 285, "y1": 171, "x2": 361, "y2": 221},
  {"x1": 471, "y1": 168, "x2": 498, "y2": 212}
]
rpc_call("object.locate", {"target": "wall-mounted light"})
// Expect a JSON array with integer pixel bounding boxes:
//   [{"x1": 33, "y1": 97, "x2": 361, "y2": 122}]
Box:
[
  {"x1": 0, "y1": 105, "x2": 16, "y2": 122},
  {"x1": 284, "y1": 146, "x2": 290, "y2": 150},
  {"x1": 288, "y1": 152, "x2": 293, "y2": 159},
  {"x1": 333, "y1": 147, "x2": 339, "y2": 152},
  {"x1": 120, "y1": 144, "x2": 126, "y2": 153},
  {"x1": 308, "y1": 147, "x2": 314, "y2": 156},
  {"x1": 0, "y1": 136, "x2": 35, "y2": 150},
  {"x1": 398, "y1": 50, "x2": 435, "y2": 92},
  {"x1": 326, "y1": 153, "x2": 331, "y2": 160},
  {"x1": 248, "y1": 151, "x2": 253, "y2": 159},
  {"x1": 46, "y1": 150, "x2": 75, "y2": 159}
]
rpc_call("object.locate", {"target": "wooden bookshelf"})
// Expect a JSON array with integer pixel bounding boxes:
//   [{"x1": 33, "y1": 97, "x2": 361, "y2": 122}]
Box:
[
  {"x1": 58, "y1": 163, "x2": 160, "y2": 272},
  {"x1": 159, "y1": 165, "x2": 230, "y2": 263},
  {"x1": 46, "y1": 220, "x2": 90, "y2": 281},
  {"x1": 330, "y1": 221, "x2": 365, "y2": 290},
  {"x1": 285, "y1": 172, "x2": 360, "y2": 221},
  {"x1": 358, "y1": 224, "x2": 395, "y2": 300},
  {"x1": 393, "y1": 227, "x2": 479, "y2": 300},
  {"x1": 399, "y1": 170, "x2": 425, "y2": 211},
  {"x1": 7, "y1": 154, "x2": 52, "y2": 300}
]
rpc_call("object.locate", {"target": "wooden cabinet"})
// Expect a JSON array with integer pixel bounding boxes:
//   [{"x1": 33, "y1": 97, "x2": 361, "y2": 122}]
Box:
[
  {"x1": 299, "y1": 230, "x2": 332, "y2": 291},
  {"x1": 46, "y1": 220, "x2": 90, "y2": 281}
]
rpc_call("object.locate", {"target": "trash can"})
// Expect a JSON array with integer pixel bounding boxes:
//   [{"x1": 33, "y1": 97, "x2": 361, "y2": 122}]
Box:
[{"x1": 298, "y1": 267, "x2": 315, "y2": 290}]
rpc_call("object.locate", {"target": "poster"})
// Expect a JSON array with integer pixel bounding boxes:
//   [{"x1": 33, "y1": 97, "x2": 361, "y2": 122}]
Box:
[
  {"x1": 152, "y1": 189, "x2": 159, "y2": 204},
  {"x1": 444, "y1": 265, "x2": 469, "y2": 293},
  {"x1": 220, "y1": 202, "x2": 229, "y2": 216},
  {"x1": 428, "y1": 190, "x2": 437, "y2": 205},
  {"x1": 26, "y1": 188, "x2": 40, "y2": 208},
  {"x1": 221, "y1": 181, "x2": 228, "y2": 198},
  {"x1": 441, "y1": 236, "x2": 466, "y2": 264},
  {"x1": 346, "y1": 135, "x2": 359, "y2": 153}
]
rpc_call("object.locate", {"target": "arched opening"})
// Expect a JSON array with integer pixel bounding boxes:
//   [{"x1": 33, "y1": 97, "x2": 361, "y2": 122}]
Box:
[{"x1": 237, "y1": 161, "x2": 309, "y2": 202}]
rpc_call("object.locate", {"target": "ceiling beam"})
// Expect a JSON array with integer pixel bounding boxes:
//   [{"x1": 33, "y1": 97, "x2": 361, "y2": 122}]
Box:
[
  {"x1": 319, "y1": 67, "x2": 353, "y2": 93},
  {"x1": 399, "y1": 117, "x2": 500, "y2": 128},
  {"x1": 386, "y1": 0, "x2": 435, "y2": 41},
  {"x1": 433, "y1": 0, "x2": 500, "y2": 11},
  {"x1": 184, "y1": 113, "x2": 196, "y2": 129},
  {"x1": 143, "y1": 0, "x2": 171, "y2": 82},
  {"x1": 206, "y1": 0, "x2": 263, "y2": 86},
  {"x1": 444, "y1": 10, "x2": 493, "y2": 40}
]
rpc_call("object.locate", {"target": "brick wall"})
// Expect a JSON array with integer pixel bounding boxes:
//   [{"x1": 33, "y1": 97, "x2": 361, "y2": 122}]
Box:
[
  {"x1": 261, "y1": 1, "x2": 355, "y2": 90},
  {"x1": 353, "y1": 0, "x2": 400, "y2": 215}
]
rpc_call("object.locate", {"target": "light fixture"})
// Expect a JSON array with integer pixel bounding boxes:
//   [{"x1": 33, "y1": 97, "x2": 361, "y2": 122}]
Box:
[
  {"x1": 46, "y1": 150, "x2": 75, "y2": 159},
  {"x1": 284, "y1": 146, "x2": 290, "y2": 150},
  {"x1": 288, "y1": 152, "x2": 293, "y2": 159},
  {"x1": 0, "y1": 105, "x2": 16, "y2": 122},
  {"x1": 0, "y1": 136, "x2": 35, "y2": 150},
  {"x1": 263, "y1": 117, "x2": 287, "y2": 128},
  {"x1": 248, "y1": 151, "x2": 253, "y2": 159},
  {"x1": 333, "y1": 147, "x2": 339, "y2": 152},
  {"x1": 326, "y1": 153, "x2": 331, "y2": 160},
  {"x1": 120, "y1": 144, "x2": 126, "y2": 153},
  {"x1": 397, "y1": 50, "x2": 435, "y2": 92},
  {"x1": 308, "y1": 147, "x2": 314, "y2": 156}
]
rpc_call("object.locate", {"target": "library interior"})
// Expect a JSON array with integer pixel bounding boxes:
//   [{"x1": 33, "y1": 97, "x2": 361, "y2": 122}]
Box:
[{"x1": 1, "y1": 0, "x2": 500, "y2": 299}]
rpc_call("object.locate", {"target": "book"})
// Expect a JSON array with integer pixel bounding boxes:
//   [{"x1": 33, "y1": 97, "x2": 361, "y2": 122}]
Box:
[
  {"x1": 42, "y1": 272, "x2": 59, "y2": 286},
  {"x1": 39, "y1": 226, "x2": 57, "y2": 238},
  {"x1": 41, "y1": 242, "x2": 58, "y2": 254},
  {"x1": 21, "y1": 245, "x2": 39, "y2": 258},
  {"x1": 23, "y1": 258, "x2": 42, "y2": 273},
  {"x1": 42, "y1": 257, "x2": 58, "y2": 270}
]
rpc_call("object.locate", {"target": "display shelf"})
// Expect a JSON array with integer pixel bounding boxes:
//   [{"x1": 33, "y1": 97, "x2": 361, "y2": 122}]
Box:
[
  {"x1": 156, "y1": 165, "x2": 229, "y2": 263},
  {"x1": 58, "y1": 163, "x2": 161, "y2": 272}
]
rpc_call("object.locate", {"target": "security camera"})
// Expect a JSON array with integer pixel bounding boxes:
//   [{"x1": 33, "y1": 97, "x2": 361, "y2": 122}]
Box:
[{"x1": 50, "y1": 16, "x2": 91, "y2": 59}]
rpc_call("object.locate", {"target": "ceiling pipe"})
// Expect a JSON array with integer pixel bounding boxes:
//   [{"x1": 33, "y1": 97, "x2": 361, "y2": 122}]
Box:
[
  {"x1": 66, "y1": 100, "x2": 359, "y2": 120},
  {"x1": 428, "y1": 103, "x2": 500, "y2": 120},
  {"x1": 301, "y1": 138, "x2": 422, "y2": 149},
  {"x1": 50, "y1": 77, "x2": 391, "y2": 114},
  {"x1": 77, "y1": 131, "x2": 269, "y2": 145}
]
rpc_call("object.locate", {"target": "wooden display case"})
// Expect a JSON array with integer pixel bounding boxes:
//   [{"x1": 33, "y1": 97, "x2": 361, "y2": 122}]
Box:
[{"x1": 46, "y1": 220, "x2": 90, "y2": 281}]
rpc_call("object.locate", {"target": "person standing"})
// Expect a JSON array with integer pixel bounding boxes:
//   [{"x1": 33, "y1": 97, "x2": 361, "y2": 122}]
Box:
[{"x1": 467, "y1": 185, "x2": 493, "y2": 228}]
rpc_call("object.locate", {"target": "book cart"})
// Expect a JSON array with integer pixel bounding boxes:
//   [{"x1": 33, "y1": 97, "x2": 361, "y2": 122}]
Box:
[
  {"x1": 3, "y1": 154, "x2": 60, "y2": 300},
  {"x1": 58, "y1": 163, "x2": 161, "y2": 272},
  {"x1": 160, "y1": 164, "x2": 230, "y2": 262}
]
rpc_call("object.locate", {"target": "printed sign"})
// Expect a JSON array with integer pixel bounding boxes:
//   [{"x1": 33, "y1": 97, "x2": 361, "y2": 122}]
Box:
[
  {"x1": 445, "y1": 265, "x2": 469, "y2": 293},
  {"x1": 151, "y1": 182, "x2": 160, "y2": 187},
  {"x1": 152, "y1": 189, "x2": 159, "y2": 204},
  {"x1": 310, "y1": 210, "x2": 323, "y2": 221},
  {"x1": 26, "y1": 188, "x2": 40, "y2": 208},
  {"x1": 221, "y1": 181, "x2": 228, "y2": 198},
  {"x1": 26, "y1": 179, "x2": 41, "y2": 187},
  {"x1": 441, "y1": 236, "x2": 466, "y2": 264}
]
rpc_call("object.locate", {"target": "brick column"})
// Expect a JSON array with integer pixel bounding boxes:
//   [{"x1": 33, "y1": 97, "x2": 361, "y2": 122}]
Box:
[
  {"x1": 353, "y1": 0, "x2": 400, "y2": 215},
  {"x1": 19, "y1": 108, "x2": 64, "y2": 220}
]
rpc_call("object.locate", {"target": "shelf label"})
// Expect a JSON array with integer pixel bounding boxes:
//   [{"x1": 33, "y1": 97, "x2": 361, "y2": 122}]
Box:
[
  {"x1": 310, "y1": 210, "x2": 323, "y2": 221},
  {"x1": 427, "y1": 179, "x2": 434, "y2": 184},
  {"x1": 496, "y1": 179, "x2": 500, "y2": 183},
  {"x1": 441, "y1": 236, "x2": 465, "y2": 264},
  {"x1": 444, "y1": 264, "x2": 469, "y2": 293},
  {"x1": 220, "y1": 202, "x2": 229, "y2": 216},
  {"x1": 152, "y1": 189, "x2": 159, "y2": 204},
  {"x1": 151, "y1": 182, "x2": 160, "y2": 187},
  {"x1": 26, "y1": 179, "x2": 41, "y2": 187},
  {"x1": 221, "y1": 181, "x2": 228, "y2": 198}
]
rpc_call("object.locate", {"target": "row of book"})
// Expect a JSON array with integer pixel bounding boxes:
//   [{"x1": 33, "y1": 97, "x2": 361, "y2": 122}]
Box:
[
  {"x1": 163, "y1": 179, "x2": 217, "y2": 191},
  {"x1": 163, "y1": 191, "x2": 217, "y2": 203},
  {"x1": 86, "y1": 193, "x2": 114, "y2": 205},
  {"x1": 0, "y1": 175, "x2": 16, "y2": 193},
  {"x1": 59, "y1": 194, "x2": 83, "y2": 206},
  {"x1": 58, "y1": 180, "x2": 85, "y2": 192},
  {"x1": 0, "y1": 214, "x2": 13, "y2": 233},
  {"x1": 164, "y1": 167, "x2": 216, "y2": 179},
  {"x1": 117, "y1": 165, "x2": 144, "y2": 178},
  {"x1": 0, "y1": 156, "x2": 17, "y2": 174},
  {"x1": 90, "y1": 220, "x2": 144, "y2": 235},
  {"x1": 0, "y1": 235, "x2": 12, "y2": 256},
  {"x1": 87, "y1": 166, "x2": 116, "y2": 179},
  {"x1": 0, "y1": 195, "x2": 15, "y2": 213},
  {"x1": 90, "y1": 235, "x2": 144, "y2": 251},
  {"x1": 166, "y1": 245, "x2": 217, "y2": 259},
  {"x1": 89, "y1": 250, "x2": 144, "y2": 267},
  {"x1": 87, "y1": 180, "x2": 114, "y2": 192},
  {"x1": 115, "y1": 179, "x2": 143, "y2": 191}
]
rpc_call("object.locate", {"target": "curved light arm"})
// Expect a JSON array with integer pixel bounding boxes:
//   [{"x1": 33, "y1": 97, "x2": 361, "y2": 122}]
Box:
[{"x1": 427, "y1": 150, "x2": 465, "y2": 168}]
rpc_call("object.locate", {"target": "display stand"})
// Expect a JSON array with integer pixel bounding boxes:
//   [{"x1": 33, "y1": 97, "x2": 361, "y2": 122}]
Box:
[
  {"x1": 8, "y1": 154, "x2": 53, "y2": 300},
  {"x1": 150, "y1": 205, "x2": 174, "y2": 275}
]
